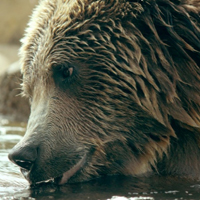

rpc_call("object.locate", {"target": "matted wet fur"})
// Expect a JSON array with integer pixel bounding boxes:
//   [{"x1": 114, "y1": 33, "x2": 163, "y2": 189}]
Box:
[{"x1": 9, "y1": 0, "x2": 200, "y2": 185}]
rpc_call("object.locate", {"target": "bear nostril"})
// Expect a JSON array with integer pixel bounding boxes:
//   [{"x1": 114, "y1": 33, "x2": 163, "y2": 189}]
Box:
[
  {"x1": 8, "y1": 145, "x2": 37, "y2": 171},
  {"x1": 15, "y1": 160, "x2": 33, "y2": 170}
]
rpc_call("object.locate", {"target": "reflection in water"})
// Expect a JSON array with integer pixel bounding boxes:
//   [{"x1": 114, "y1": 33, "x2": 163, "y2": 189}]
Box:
[{"x1": 0, "y1": 119, "x2": 200, "y2": 200}]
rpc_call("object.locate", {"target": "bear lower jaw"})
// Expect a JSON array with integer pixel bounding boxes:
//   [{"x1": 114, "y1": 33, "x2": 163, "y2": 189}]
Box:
[{"x1": 21, "y1": 154, "x2": 87, "y2": 186}]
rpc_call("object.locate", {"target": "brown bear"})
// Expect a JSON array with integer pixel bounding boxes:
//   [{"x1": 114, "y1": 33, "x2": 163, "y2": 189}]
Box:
[{"x1": 8, "y1": 0, "x2": 200, "y2": 186}]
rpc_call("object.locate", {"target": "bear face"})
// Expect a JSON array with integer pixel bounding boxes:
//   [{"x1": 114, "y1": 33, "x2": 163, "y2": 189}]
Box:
[{"x1": 9, "y1": 0, "x2": 200, "y2": 186}]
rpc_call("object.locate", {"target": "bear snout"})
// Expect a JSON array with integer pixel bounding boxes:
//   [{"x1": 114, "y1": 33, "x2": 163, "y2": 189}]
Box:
[{"x1": 8, "y1": 144, "x2": 37, "y2": 171}]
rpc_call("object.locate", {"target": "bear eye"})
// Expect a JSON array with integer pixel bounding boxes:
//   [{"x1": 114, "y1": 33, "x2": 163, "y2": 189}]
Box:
[
  {"x1": 52, "y1": 63, "x2": 75, "y2": 87},
  {"x1": 62, "y1": 67, "x2": 73, "y2": 79}
]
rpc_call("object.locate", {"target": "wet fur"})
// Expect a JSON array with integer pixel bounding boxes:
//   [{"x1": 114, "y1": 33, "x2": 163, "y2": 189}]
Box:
[{"x1": 16, "y1": 0, "x2": 200, "y2": 184}]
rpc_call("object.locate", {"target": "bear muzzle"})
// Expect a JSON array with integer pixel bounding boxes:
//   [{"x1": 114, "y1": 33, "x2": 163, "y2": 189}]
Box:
[{"x1": 8, "y1": 141, "x2": 87, "y2": 186}]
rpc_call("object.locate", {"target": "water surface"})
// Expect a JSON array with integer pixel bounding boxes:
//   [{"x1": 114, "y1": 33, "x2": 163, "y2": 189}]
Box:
[{"x1": 1, "y1": 119, "x2": 200, "y2": 200}]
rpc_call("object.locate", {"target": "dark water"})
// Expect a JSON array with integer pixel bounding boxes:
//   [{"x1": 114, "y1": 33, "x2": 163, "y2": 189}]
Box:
[{"x1": 1, "y1": 119, "x2": 200, "y2": 200}]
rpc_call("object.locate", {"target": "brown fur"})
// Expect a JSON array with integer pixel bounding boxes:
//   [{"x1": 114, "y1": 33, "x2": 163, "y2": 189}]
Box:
[{"x1": 9, "y1": 0, "x2": 200, "y2": 185}]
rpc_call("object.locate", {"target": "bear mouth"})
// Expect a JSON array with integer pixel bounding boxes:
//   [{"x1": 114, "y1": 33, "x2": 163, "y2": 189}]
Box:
[
  {"x1": 55, "y1": 154, "x2": 87, "y2": 185},
  {"x1": 21, "y1": 154, "x2": 87, "y2": 186}
]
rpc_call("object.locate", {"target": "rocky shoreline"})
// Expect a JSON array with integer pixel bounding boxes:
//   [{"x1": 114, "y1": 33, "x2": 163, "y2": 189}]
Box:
[
  {"x1": 0, "y1": 0, "x2": 38, "y2": 122},
  {"x1": 0, "y1": 46, "x2": 29, "y2": 122}
]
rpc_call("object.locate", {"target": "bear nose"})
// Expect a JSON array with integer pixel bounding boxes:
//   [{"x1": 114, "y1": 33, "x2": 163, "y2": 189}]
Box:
[{"x1": 8, "y1": 145, "x2": 37, "y2": 171}]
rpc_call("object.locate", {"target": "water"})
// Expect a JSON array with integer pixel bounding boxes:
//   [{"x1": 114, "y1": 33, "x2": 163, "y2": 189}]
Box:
[{"x1": 0, "y1": 119, "x2": 200, "y2": 200}]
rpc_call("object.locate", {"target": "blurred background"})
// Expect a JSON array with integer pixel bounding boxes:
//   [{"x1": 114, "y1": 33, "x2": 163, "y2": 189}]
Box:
[
  {"x1": 0, "y1": 2, "x2": 39, "y2": 196},
  {"x1": 0, "y1": 0, "x2": 38, "y2": 122}
]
